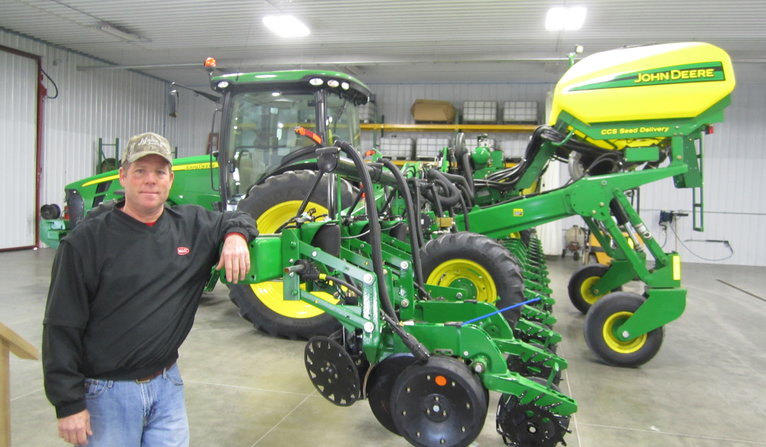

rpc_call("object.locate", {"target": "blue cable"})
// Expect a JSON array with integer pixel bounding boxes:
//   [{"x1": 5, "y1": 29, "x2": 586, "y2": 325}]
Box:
[{"x1": 461, "y1": 297, "x2": 542, "y2": 326}]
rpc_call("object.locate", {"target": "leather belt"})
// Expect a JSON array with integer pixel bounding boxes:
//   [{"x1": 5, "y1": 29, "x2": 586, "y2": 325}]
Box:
[{"x1": 135, "y1": 362, "x2": 175, "y2": 384}]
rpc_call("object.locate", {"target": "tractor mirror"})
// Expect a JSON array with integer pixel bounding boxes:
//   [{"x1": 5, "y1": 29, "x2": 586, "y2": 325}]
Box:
[{"x1": 168, "y1": 88, "x2": 179, "y2": 117}]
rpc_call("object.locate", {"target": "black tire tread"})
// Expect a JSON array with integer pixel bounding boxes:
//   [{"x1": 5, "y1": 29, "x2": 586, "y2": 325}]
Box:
[
  {"x1": 583, "y1": 292, "x2": 664, "y2": 367},
  {"x1": 567, "y1": 263, "x2": 613, "y2": 314},
  {"x1": 420, "y1": 232, "x2": 525, "y2": 327},
  {"x1": 229, "y1": 170, "x2": 355, "y2": 339}
]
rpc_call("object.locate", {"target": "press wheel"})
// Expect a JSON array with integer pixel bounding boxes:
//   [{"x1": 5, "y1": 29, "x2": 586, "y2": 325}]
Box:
[
  {"x1": 366, "y1": 354, "x2": 417, "y2": 434},
  {"x1": 390, "y1": 356, "x2": 488, "y2": 447}
]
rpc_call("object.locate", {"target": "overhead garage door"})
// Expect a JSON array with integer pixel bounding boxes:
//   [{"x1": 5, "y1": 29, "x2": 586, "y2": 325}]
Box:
[{"x1": 0, "y1": 47, "x2": 38, "y2": 250}]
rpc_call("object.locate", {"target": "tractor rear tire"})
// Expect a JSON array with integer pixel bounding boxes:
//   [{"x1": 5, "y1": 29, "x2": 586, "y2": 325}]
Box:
[
  {"x1": 420, "y1": 232, "x2": 525, "y2": 328},
  {"x1": 229, "y1": 170, "x2": 356, "y2": 339}
]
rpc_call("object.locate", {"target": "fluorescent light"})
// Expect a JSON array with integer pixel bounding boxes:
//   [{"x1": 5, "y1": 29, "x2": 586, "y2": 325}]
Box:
[
  {"x1": 263, "y1": 14, "x2": 310, "y2": 38},
  {"x1": 546, "y1": 6, "x2": 587, "y2": 31},
  {"x1": 97, "y1": 23, "x2": 145, "y2": 42}
]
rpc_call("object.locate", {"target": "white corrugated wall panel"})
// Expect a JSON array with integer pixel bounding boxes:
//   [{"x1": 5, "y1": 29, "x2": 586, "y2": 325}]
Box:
[
  {"x1": 165, "y1": 90, "x2": 218, "y2": 159},
  {"x1": 368, "y1": 81, "x2": 551, "y2": 124},
  {"x1": 0, "y1": 29, "x2": 216, "y2": 230},
  {"x1": 624, "y1": 64, "x2": 765, "y2": 266},
  {"x1": 0, "y1": 48, "x2": 37, "y2": 249}
]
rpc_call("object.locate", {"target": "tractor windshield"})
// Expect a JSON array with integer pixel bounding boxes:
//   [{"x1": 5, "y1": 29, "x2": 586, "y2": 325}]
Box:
[{"x1": 223, "y1": 89, "x2": 361, "y2": 201}]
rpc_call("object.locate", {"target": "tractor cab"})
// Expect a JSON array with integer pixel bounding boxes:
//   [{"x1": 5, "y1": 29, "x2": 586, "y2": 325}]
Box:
[{"x1": 209, "y1": 69, "x2": 372, "y2": 206}]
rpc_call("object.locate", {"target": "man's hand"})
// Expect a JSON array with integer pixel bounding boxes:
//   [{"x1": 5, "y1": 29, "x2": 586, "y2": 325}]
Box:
[
  {"x1": 216, "y1": 233, "x2": 251, "y2": 283},
  {"x1": 58, "y1": 409, "x2": 92, "y2": 446}
]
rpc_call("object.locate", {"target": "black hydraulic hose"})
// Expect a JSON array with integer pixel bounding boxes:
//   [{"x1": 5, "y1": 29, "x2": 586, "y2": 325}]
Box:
[
  {"x1": 427, "y1": 183, "x2": 444, "y2": 216},
  {"x1": 439, "y1": 171, "x2": 475, "y2": 207},
  {"x1": 334, "y1": 141, "x2": 397, "y2": 323},
  {"x1": 380, "y1": 158, "x2": 425, "y2": 288},
  {"x1": 456, "y1": 182, "x2": 474, "y2": 209},
  {"x1": 407, "y1": 178, "x2": 426, "y2": 249},
  {"x1": 343, "y1": 188, "x2": 364, "y2": 223},
  {"x1": 460, "y1": 150, "x2": 476, "y2": 196},
  {"x1": 426, "y1": 169, "x2": 462, "y2": 208},
  {"x1": 322, "y1": 274, "x2": 363, "y2": 297},
  {"x1": 458, "y1": 194, "x2": 470, "y2": 232},
  {"x1": 278, "y1": 144, "x2": 319, "y2": 167},
  {"x1": 378, "y1": 187, "x2": 396, "y2": 216},
  {"x1": 452, "y1": 181, "x2": 472, "y2": 230},
  {"x1": 479, "y1": 125, "x2": 555, "y2": 192},
  {"x1": 585, "y1": 152, "x2": 622, "y2": 176},
  {"x1": 295, "y1": 171, "x2": 325, "y2": 217}
]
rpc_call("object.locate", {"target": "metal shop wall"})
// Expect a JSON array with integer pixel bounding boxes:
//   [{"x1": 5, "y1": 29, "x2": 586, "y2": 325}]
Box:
[
  {"x1": 638, "y1": 65, "x2": 766, "y2": 267},
  {"x1": 0, "y1": 29, "x2": 216, "y2": 217},
  {"x1": 0, "y1": 46, "x2": 37, "y2": 250}
]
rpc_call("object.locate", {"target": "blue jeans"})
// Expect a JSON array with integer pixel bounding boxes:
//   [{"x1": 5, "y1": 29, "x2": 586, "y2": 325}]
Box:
[{"x1": 82, "y1": 363, "x2": 189, "y2": 447}]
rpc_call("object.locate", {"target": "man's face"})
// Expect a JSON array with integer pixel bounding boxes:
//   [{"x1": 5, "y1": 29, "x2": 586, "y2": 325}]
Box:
[{"x1": 119, "y1": 155, "x2": 174, "y2": 215}]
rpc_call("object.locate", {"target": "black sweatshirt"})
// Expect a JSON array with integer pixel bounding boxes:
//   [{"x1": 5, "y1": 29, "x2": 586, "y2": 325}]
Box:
[{"x1": 42, "y1": 201, "x2": 257, "y2": 418}]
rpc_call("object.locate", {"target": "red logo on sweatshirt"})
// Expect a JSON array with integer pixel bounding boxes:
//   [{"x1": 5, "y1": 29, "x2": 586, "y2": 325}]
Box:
[{"x1": 177, "y1": 247, "x2": 190, "y2": 256}]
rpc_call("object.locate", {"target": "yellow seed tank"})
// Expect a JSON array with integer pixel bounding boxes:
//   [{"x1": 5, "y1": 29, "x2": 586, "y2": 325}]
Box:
[{"x1": 549, "y1": 42, "x2": 736, "y2": 148}]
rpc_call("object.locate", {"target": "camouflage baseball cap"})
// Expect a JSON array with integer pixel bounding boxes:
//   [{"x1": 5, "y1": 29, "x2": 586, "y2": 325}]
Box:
[{"x1": 122, "y1": 132, "x2": 173, "y2": 165}]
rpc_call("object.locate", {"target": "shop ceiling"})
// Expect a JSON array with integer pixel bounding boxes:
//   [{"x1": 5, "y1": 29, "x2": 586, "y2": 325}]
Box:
[{"x1": 2, "y1": 0, "x2": 766, "y2": 88}]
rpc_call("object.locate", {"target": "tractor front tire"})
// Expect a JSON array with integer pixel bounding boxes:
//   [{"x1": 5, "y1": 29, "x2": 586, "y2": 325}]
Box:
[
  {"x1": 420, "y1": 232, "x2": 525, "y2": 328},
  {"x1": 229, "y1": 170, "x2": 356, "y2": 339}
]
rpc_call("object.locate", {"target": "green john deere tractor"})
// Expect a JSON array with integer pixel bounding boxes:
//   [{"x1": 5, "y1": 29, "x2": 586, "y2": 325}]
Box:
[{"x1": 39, "y1": 67, "x2": 367, "y2": 248}]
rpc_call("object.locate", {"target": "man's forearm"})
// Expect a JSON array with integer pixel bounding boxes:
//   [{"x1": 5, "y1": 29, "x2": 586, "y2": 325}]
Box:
[{"x1": 42, "y1": 324, "x2": 87, "y2": 417}]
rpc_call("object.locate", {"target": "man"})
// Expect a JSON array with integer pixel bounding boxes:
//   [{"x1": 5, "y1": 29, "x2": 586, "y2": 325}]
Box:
[{"x1": 42, "y1": 132, "x2": 257, "y2": 446}]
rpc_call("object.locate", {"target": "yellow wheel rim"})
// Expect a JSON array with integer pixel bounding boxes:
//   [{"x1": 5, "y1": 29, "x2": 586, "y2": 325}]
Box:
[
  {"x1": 426, "y1": 259, "x2": 497, "y2": 303},
  {"x1": 580, "y1": 276, "x2": 607, "y2": 305},
  {"x1": 253, "y1": 200, "x2": 338, "y2": 319},
  {"x1": 258, "y1": 200, "x2": 328, "y2": 233},
  {"x1": 602, "y1": 311, "x2": 647, "y2": 354},
  {"x1": 251, "y1": 282, "x2": 338, "y2": 319}
]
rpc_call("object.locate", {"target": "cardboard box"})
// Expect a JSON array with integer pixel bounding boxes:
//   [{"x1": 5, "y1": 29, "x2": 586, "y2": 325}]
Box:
[{"x1": 411, "y1": 99, "x2": 456, "y2": 123}]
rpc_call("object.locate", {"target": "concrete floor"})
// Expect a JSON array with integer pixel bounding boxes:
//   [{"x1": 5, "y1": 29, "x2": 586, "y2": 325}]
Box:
[{"x1": 4, "y1": 247, "x2": 766, "y2": 447}]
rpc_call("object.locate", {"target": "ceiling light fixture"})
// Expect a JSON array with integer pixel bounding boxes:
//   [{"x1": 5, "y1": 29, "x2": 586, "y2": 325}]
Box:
[
  {"x1": 545, "y1": 6, "x2": 587, "y2": 31},
  {"x1": 262, "y1": 14, "x2": 310, "y2": 38},
  {"x1": 97, "y1": 22, "x2": 146, "y2": 42}
]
